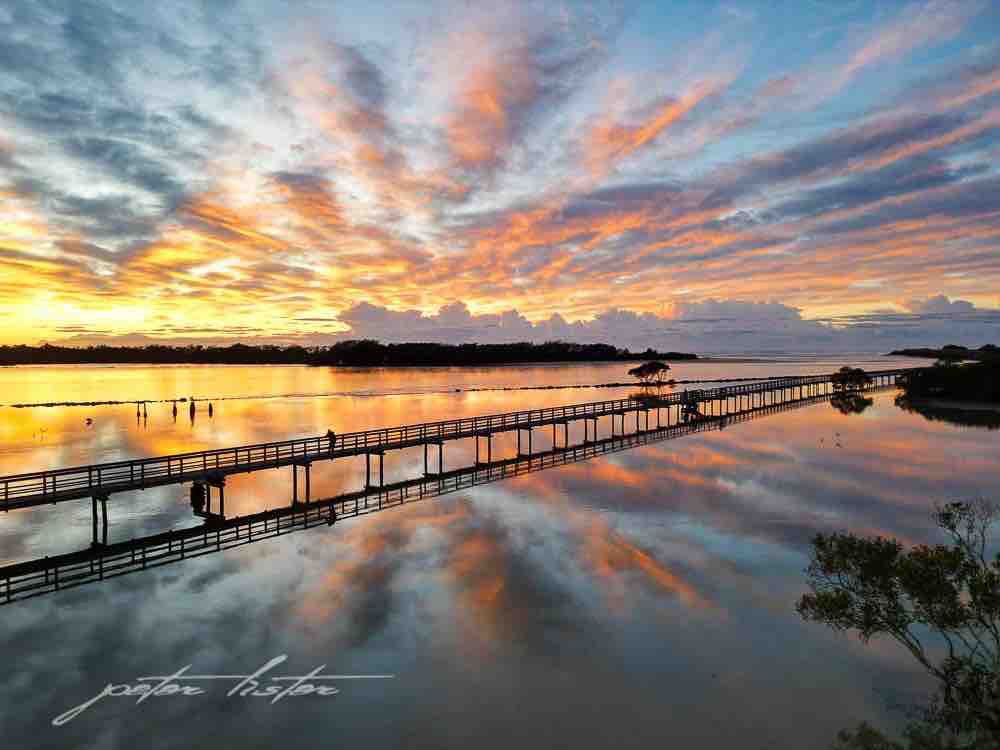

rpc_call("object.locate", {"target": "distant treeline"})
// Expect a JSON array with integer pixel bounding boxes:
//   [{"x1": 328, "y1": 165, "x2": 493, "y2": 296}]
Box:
[
  {"x1": 889, "y1": 343, "x2": 999, "y2": 362},
  {"x1": 308, "y1": 341, "x2": 698, "y2": 366},
  {"x1": 0, "y1": 341, "x2": 699, "y2": 367}
]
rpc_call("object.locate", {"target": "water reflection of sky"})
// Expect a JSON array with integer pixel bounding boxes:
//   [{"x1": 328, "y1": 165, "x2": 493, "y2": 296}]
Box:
[{"x1": 2, "y1": 360, "x2": 996, "y2": 748}]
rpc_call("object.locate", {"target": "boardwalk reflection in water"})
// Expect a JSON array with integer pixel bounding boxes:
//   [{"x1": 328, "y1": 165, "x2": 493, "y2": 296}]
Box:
[
  {"x1": 2, "y1": 362, "x2": 999, "y2": 749},
  {"x1": 3, "y1": 393, "x2": 816, "y2": 604}
]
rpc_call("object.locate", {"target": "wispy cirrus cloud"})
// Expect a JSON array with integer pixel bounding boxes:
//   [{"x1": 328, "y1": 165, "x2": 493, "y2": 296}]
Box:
[{"x1": 0, "y1": 0, "x2": 997, "y2": 348}]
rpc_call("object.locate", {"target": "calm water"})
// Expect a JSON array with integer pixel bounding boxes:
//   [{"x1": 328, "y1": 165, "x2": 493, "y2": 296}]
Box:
[{"x1": 2, "y1": 356, "x2": 998, "y2": 749}]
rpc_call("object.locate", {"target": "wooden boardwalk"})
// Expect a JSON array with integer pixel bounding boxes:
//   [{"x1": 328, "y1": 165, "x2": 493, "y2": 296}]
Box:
[
  {"x1": 0, "y1": 388, "x2": 839, "y2": 605},
  {"x1": 0, "y1": 367, "x2": 911, "y2": 512}
]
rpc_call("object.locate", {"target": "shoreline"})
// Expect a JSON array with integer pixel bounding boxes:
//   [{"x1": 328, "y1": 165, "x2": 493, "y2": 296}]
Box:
[
  {"x1": 0, "y1": 354, "x2": 904, "y2": 368},
  {"x1": 0, "y1": 342, "x2": 699, "y2": 368},
  {"x1": 0, "y1": 358, "x2": 697, "y2": 369}
]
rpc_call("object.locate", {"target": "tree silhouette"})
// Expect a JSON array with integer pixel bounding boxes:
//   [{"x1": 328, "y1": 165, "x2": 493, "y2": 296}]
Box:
[
  {"x1": 897, "y1": 362, "x2": 1000, "y2": 404},
  {"x1": 831, "y1": 366, "x2": 873, "y2": 392},
  {"x1": 627, "y1": 361, "x2": 671, "y2": 386},
  {"x1": 0, "y1": 341, "x2": 699, "y2": 367},
  {"x1": 798, "y1": 501, "x2": 1000, "y2": 748}
]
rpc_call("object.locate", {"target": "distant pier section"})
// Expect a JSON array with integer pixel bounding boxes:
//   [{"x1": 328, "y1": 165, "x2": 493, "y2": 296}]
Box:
[
  {"x1": 0, "y1": 367, "x2": 915, "y2": 605},
  {"x1": 0, "y1": 368, "x2": 911, "y2": 514}
]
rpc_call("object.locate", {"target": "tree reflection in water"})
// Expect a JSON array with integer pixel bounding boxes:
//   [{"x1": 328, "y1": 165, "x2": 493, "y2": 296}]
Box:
[
  {"x1": 895, "y1": 395, "x2": 1000, "y2": 431},
  {"x1": 831, "y1": 393, "x2": 874, "y2": 415}
]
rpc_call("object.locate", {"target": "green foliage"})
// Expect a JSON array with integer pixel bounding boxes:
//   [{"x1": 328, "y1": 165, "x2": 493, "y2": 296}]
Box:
[
  {"x1": 798, "y1": 501, "x2": 1000, "y2": 747},
  {"x1": 830, "y1": 721, "x2": 962, "y2": 750},
  {"x1": 830, "y1": 722, "x2": 905, "y2": 749}
]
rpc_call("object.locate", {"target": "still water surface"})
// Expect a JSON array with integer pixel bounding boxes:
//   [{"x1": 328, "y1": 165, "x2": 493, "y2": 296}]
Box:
[{"x1": 1, "y1": 355, "x2": 997, "y2": 748}]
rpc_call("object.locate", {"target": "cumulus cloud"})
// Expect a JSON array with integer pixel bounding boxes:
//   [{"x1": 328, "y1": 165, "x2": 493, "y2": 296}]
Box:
[
  {"x1": 819, "y1": 296, "x2": 1000, "y2": 349},
  {"x1": 905, "y1": 294, "x2": 977, "y2": 314},
  {"x1": 324, "y1": 297, "x2": 1000, "y2": 353},
  {"x1": 48, "y1": 293, "x2": 1000, "y2": 352}
]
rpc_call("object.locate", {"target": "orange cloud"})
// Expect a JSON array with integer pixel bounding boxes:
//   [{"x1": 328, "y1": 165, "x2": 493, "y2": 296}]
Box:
[
  {"x1": 584, "y1": 76, "x2": 730, "y2": 177},
  {"x1": 830, "y1": 0, "x2": 980, "y2": 94},
  {"x1": 578, "y1": 515, "x2": 712, "y2": 612},
  {"x1": 443, "y1": 36, "x2": 540, "y2": 173},
  {"x1": 938, "y1": 68, "x2": 1000, "y2": 110}
]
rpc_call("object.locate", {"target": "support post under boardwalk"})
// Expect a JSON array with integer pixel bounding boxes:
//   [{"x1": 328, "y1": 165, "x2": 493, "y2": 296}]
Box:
[
  {"x1": 586, "y1": 417, "x2": 599, "y2": 442},
  {"x1": 91, "y1": 493, "x2": 110, "y2": 547},
  {"x1": 207, "y1": 475, "x2": 226, "y2": 518},
  {"x1": 517, "y1": 428, "x2": 532, "y2": 457},
  {"x1": 475, "y1": 434, "x2": 492, "y2": 465}
]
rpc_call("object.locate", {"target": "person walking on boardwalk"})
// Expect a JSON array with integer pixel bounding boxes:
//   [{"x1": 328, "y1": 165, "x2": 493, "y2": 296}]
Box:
[{"x1": 326, "y1": 429, "x2": 336, "y2": 454}]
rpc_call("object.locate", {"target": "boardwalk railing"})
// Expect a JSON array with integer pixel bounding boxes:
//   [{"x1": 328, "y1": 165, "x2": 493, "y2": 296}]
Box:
[
  {"x1": 1, "y1": 389, "x2": 836, "y2": 605},
  {"x1": 0, "y1": 367, "x2": 913, "y2": 510}
]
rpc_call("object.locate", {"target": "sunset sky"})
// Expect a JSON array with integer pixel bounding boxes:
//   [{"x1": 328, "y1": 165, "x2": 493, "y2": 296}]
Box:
[{"x1": 1, "y1": 0, "x2": 998, "y2": 351}]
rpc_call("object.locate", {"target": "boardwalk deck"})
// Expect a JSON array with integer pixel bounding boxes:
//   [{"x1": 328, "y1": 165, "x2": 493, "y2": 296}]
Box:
[
  {"x1": 0, "y1": 389, "x2": 835, "y2": 605},
  {"x1": 0, "y1": 368, "x2": 912, "y2": 511}
]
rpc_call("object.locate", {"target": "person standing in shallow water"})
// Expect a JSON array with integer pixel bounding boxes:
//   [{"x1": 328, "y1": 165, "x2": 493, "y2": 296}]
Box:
[{"x1": 208, "y1": 403, "x2": 214, "y2": 418}]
